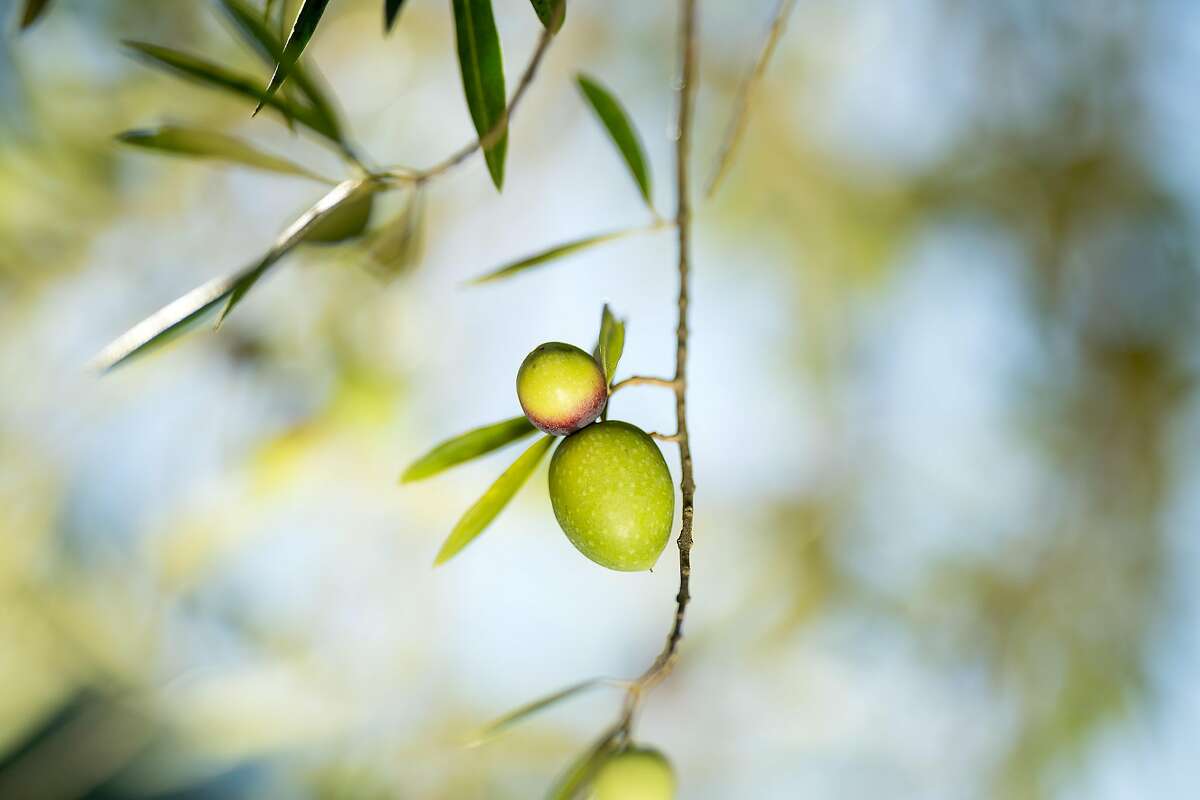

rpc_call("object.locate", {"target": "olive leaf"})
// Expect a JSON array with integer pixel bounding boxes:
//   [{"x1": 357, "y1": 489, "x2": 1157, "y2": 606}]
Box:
[
  {"x1": 90, "y1": 269, "x2": 254, "y2": 372},
  {"x1": 365, "y1": 188, "x2": 425, "y2": 279},
  {"x1": 123, "y1": 41, "x2": 338, "y2": 142},
  {"x1": 469, "y1": 226, "x2": 658, "y2": 285},
  {"x1": 433, "y1": 435, "x2": 555, "y2": 566},
  {"x1": 384, "y1": 0, "x2": 407, "y2": 32},
  {"x1": 93, "y1": 179, "x2": 378, "y2": 371},
  {"x1": 528, "y1": 0, "x2": 565, "y2": 32},
  {"x1": 218, "y1": 178, "x2": 377, "y2": 322},
  {"x1": 258, "y1": 0, "x2": 332, "y2": 113},
  {"x1": 217, "y1": 0, "x2": 344, "y2": 141},
  {"x1": 401, "y1": 416, "x2": 536, "y2": 483},
  {"x1": 467, "y1": 678, "x2": 621, "y2": 748},
  {"x1": 595, "y1": 304, "x2": 625, "y2": 386},
  {"x1": 451, "y1": 0, "x2": 507, "y2": 190},
  {"x1": 20, "y1": 0, "x2": 53, "y2": 29},
  {"x1": 116, "y1": 126, "x2": 331, "y2": 182},
  {"x1": 576, "y1": 74, "x2": 652, "y2": 207},
  {"x1": 547, "y1": 729, "x2": 621, "y2": 800}
]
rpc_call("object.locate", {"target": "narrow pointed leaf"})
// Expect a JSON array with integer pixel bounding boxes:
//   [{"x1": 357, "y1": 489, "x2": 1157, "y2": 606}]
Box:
[
  {"x1": 528, "y1": 0, "x2": 565, "y2": 32},
  {"x1": 433, "y1": 435, "x2": 555, "y2": 566},
  {"x1": 547, "y1": 731, "x2": 620, "y2": 800},
  {"x1": 402, "y1": 416, "x2": 536, "y2": 483},
  {"x1": 384, "y1": 0, "x2": 407, "y2": 32},
  {"x1": 123, "y1": 41, "x2": 338, "y2": 141},
  {"x1": 20, "y1": 0, "x2": 53, "y2": 29},
  {"x1": 300, "y1": 190, "x2": 375, "y2": 245},
  {"x1": 451, "y1": 0, "x2": 507, "y2": 190},
  {"x1": 469, "y1": 678, "x2": 618, "y2": 748},
  {"x1": 217, "y1": 0, "x2": 344, "y2": 141},
  {"x1": 91, "y1": 262, "x2": 263, "y2": 372},
  {"x1": 470, "y1": 228, "x2": 647, "y2": 285},
  {"x1": 260, "y1": 0, "x2": 332, "y2": 111},
  {"x1": 595, "y1": 304, "x2": 625, "y2": 386},
  {"x1": 576, "y1": 74, "x2": 652, "y2": 206},
  {"x1": 116, "y1": 126, "x2": 329, "y2": 181},
  {"x1": 219, "y1": 178, "x2": 376, "y2": 322},
  {"x1": 94, "y1": 179, "x2": 376, "y2": 371}
]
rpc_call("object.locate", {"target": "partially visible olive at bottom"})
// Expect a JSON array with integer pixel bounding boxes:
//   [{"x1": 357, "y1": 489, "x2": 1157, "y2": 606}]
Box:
[
  {"x1": 589, "y1": 747, "x2": 676, "y2": 800},
  {"x1": 548, "y1": 421, "x2": 674, "y2": 571}
]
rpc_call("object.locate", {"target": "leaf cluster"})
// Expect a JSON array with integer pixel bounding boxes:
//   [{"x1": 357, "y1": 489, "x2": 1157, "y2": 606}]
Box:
[{"x1": 401, "y1": 305, "x2": 627, "y2": 565}]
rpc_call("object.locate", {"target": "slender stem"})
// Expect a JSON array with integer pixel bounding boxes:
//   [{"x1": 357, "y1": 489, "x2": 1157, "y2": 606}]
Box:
[
  {"x1": 624, "y1": 0, "x2": 699, "y2": 710},
  {"x1": 382, "y1": 4, "x2": 562, "y2": 186},
  {"x1": 610, "y1": 375, "x2": 679, "y2": 393},
  {"x1": 648, "y1": 432, "x2": 682, "y2": 443}
]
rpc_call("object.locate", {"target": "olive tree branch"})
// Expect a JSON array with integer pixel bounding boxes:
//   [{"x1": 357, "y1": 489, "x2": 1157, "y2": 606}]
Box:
[
  {"x1": 615, "y1": 0, "x2": 700, "y2": 733},
  {"x1": 381, "y1": 4, "x2": 563, "y2": 187},
  {"x1": 610, "y1": 375, "x2": 679, "y2": 393}
]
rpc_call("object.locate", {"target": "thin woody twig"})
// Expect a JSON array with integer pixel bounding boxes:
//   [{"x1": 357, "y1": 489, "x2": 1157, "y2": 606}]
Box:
[
  {"x1": 705, "y1": 0, "x2": 796, "y2": 198},
  {"x1": 622, "y1": 0, "x2": 700, "y2": 711},
  {"x1": 383, "y1": 4, "x2": 563, "y2": 186},
  {"x1": 610, "y1": 375, "x2": 679, "y2": 393},
  {"x1": 648, "y1": 431, "x2": 682, "y2": 443}
]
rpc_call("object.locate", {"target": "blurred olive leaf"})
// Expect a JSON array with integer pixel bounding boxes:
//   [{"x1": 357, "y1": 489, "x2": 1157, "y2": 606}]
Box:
[
  {"x1": 300, "y1": 188, "x2": 375, "y2": 245},
  {"x1": 116, "y1": 126, "x2": 330, "y2": 181},
  {"x1": 94, "y1": 179, "x2": 378, "y2": 371},
  {"x1": 217, "y1": 0, "x2": 344, "y2": 141},
  {"x1": 451, "y1": 0, "x2": 507, "y2": 190},
  {"x1": 547, "y1": 729, "x2": 620, "y2": 800},
  {"x1": 384, "y1": 0, "x2": 407, "y2": 32},
  {"x1": 529, "y1": 0, "x2": 565, "y2": 32},
  {"x1": 19, "y1": 0, "x2": 53, "y2": 29},
  {"x1": 90, "y1": 270, "x2": 250, "y2": 372},
  {"x1": 365, "y1": 188, "x2": 425, "y2": 279},
  {"x1": 577, "y1": 74, "x2": 652, "y2": 206},
  {"x1": 219, "y1": 178, "x2": 377, "y2": 321},
  {"x1": 258, "y1": 0, "x2": 332, "y2": 112},
  {"x1": 401, "y1": 416, "x2": 536, "y2": 483},
  {"x1": 470, "y1": 226, "x2": 660, "y2": 285},
  {"x1": 123, "y1": 41, "x2": 338, "y2": 142},
  {"x1": 433, "y1": 435, "x2": 555, "y2": 566},
  {"x1": 595, "y1": 304, "x2": 625, "y2": 386},
  {"x1": 468, "y1": 678, "x2": 620, "y2": 748}
]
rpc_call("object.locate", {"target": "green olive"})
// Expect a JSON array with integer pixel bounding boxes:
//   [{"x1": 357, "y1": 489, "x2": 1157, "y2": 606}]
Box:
[
  {"x1": 590, "y1": 747, "x2": 676, "y2": 800},
  {"x1": 548, "y1": 421, "x2": 674, "y2": 571},
  {"x1": 517, "y1": 342, "x2": 608, "y2": 435}
]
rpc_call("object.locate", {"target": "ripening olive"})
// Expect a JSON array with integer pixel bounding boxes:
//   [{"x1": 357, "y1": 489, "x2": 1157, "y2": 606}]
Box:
[
  {"x1": 590, "y1": 747, "x2": 676, "y2": 800},
  {"x1": 516, "y1": 342, "x2": 608, "y2": 436},
  {"x1": 548, "y1": 421, "x2": 674, "y2": 571}
]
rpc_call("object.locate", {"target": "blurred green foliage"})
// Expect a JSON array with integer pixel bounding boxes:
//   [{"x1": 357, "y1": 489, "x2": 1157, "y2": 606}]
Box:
[{"x1": 1, "y1": 0, "x2": 1197, "y2": 798}]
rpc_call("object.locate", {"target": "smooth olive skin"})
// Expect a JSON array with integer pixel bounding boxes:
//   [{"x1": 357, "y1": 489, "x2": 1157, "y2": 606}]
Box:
[
  {"x1": 549, "y1": 421, "x2": 674, "y2": 571},
  {"x1": 590, "y1": 748, "x2": 676, "y2": 800},
  {"x1": 517, "y1": 342, "x2": 608, "y2": 436}
]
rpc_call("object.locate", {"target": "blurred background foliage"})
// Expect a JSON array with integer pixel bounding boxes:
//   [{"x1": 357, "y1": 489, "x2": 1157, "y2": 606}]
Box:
[{"x1": 2, "y1": 0, "x2": 1199, "y2": 797}]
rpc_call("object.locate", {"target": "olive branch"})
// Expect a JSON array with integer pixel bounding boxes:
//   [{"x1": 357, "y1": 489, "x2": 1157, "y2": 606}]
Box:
[{"x1": 16, "y1": 0, "x2": 795, "y2": 793}]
